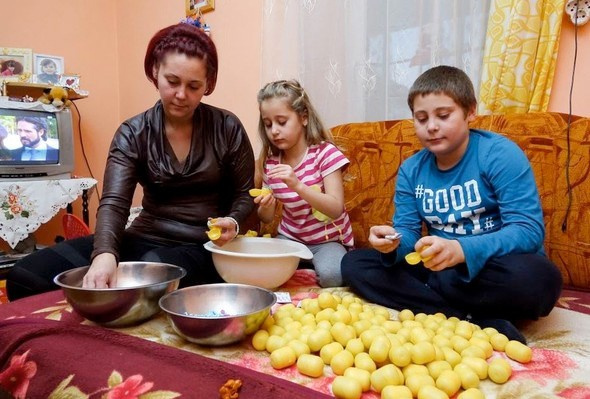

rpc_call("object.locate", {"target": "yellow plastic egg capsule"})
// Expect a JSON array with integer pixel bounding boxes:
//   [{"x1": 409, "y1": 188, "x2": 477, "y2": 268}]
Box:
[
  {"x1": 270, "y1": 346, "x2": 296, "y2": 370},
  {"x1": 206, "y1": 227, "x2": 221, "y2": 240},
  {"x1": 381, "y1": 385, "x2": 413, "y2": 399},
  {"x1": 249, "y1": 187, "x2": 272, "y2": 197},
  {"x1": 296, "y1": 354, "x2": 324, "y2": 378},
  {"x1": 405, "y1": 251, "x2": 423, "y2": 265},
  {"x1": 331, "y1": 376, "x2": 362, "y2": 399},
  {"x1": 488, "y1": 357, "x2": 512, "y2": 384},
  {"x1": 504, "y1": 340, "x2": 533, "y2": 363},
  {"x1": 405, "y1": 246, "x2": 432, "y2": 265},
  {"x1": 206, "y1": 219, "x2": 221, "y2": 240}
]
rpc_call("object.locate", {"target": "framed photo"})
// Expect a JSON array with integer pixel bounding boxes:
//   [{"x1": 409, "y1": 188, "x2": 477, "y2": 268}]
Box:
[
  {"x1": 0, "y1": 47, "x2": 33, "y2": 83},
  {"x1": 186, "y1": 0, "x2": 215, "y2": 17},
  {"x1": 33, "y1": 54, "x2": 64, "y2": 85},
  {"x1": 59, "y1": 74, "x2": 80, "y2": 89}
]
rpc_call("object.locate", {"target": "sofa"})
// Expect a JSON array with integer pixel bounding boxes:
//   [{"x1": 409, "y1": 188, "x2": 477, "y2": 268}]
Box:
[{"x1": 261, "y1": 112, "x2": 590, "y2": 291}]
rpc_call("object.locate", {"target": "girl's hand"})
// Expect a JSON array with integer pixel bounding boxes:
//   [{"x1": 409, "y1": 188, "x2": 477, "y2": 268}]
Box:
[
  {"x1": 369, "y1": 225, "x2": 401, "y2": 254},
  {"x1": 83, "y1": 252, "x2": 118, "y2": 288},
  {"x1": 416, "y1": 236, "x2": 465, "y2": 271},
  {"x1": 254, "y1": 191, "x2": 276, "y2": 208},
  {"x1": 208, "y1": 217, "x2": 239, "y2": 247},
  {"x1": 267, "y1": 164, "x2": 300, "y2": 189}
]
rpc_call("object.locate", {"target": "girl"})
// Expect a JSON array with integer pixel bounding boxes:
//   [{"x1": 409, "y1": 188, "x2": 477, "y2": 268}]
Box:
[{"x1": 254, "y1": 79, "x2": 353, "y2": 287}]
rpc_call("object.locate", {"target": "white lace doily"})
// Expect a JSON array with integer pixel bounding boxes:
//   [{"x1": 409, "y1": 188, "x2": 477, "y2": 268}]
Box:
[{"x1": 0, "y1": 178, "x2": 97, "y2": 248}]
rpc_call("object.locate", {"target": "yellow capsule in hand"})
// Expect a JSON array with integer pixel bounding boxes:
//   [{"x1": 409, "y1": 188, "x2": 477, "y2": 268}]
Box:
[
  {"x1": 207, "y1": 226, "x2": 221, "y2": 240},
  {"x1": 405, "y1": 252, "x2": 422, "y2": 265},
  {"x1": 249, "y1": 187, "x2": 272, "y2": 197},
  {"x1": 405, "y1": 246, "x2": 432, "y2": 265}
]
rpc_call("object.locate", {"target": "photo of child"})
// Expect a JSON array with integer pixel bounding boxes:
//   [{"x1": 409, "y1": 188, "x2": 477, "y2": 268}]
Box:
[
  {"x1": 33, "y1": 54, "x2": 64, "y2": 85},
  {"x1": 0, "y1": 48, "x2": 32, "y2": 82},
  {"x1": 0, "y1": 59, "x2": 24, "y2": 76}
]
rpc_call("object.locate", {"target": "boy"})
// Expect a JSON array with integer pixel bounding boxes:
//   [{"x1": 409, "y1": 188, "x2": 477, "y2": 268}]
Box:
[{"x1": 341, "y1": 65, "x2": 562, "y2": 343}]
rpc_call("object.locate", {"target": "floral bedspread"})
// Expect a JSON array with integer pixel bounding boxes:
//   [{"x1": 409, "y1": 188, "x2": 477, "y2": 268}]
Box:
[{"x1": 1, "y1": 270, "x2": 590, "y2": 398}]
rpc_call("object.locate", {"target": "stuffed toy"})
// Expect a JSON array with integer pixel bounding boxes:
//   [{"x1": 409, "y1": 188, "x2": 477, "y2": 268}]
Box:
[{"x1": 38, "y1": 86, "x2": 72, "y2": 109}]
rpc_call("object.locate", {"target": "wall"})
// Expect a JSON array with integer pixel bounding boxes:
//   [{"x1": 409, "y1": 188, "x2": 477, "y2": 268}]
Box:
[
  {"x1": 548, "y1": 15, "x2": 590, "y2": 117},
  {"x1": 0, "y1": 2, "x2": 587, "y2": 249},
  {"x1": 0, "y1": 1, "x2": 121, "y2": 248}
]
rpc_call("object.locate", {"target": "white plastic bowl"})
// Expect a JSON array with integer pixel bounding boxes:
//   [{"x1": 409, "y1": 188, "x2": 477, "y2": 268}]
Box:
[{"x1": 204, "y1": 237, "x2": 313, "y2": 289}]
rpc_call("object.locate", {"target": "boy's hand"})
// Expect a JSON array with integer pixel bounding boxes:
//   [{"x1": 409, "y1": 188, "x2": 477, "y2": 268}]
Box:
[
  {"x1": 416, "y1": 236, "x2": 465, "y2": 271},
  {"x1": 369, "y1": 225, "x2": 401, "y2": 253}
]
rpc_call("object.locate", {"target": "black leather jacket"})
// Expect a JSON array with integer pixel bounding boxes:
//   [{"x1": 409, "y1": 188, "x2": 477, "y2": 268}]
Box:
[{"x1": 91, "y1": 101, "x2": 255, "y2": 260}]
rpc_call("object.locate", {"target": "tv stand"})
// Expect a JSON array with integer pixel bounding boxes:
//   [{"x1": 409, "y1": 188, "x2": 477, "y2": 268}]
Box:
[{"x1": 0, "y1": 177, "x2": 97, "y2": 250}]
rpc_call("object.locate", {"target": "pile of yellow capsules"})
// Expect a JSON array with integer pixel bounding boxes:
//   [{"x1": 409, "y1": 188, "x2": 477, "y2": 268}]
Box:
[{"x1": 250, "y1": 291, "x2": 531, "y2": 399}]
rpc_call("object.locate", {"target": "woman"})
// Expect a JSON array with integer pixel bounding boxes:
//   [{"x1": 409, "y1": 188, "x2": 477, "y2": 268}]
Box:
[{"x1": 7, "y1": 23, "x2": 255, "y2": 299}]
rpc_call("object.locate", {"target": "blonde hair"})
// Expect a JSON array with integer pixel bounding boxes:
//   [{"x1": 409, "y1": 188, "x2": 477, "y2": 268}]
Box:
[{"x1": 256, "y1": 79, "x2": 334, "y2": 166}]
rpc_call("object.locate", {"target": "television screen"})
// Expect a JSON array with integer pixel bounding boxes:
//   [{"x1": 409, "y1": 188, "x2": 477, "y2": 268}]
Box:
[{"x1": 0, "y1": 100, "x2": 74, "y2": 180}]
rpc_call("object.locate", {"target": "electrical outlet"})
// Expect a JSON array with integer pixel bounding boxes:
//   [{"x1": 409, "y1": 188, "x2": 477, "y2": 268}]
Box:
[{"x1": 565, "y1": 0, "x2": 590, "y2": 26}]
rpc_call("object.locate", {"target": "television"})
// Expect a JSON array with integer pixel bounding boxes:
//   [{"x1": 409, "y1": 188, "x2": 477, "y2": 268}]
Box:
[{"x1": 0, "y1": 98, "x2": 74, "y2": 180}]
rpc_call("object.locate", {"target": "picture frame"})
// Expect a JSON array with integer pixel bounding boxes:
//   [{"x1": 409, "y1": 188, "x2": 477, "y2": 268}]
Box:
[
  {"x1": 33, "y1": 54, "x2": 64, "y2": 85},
  {"x1": 186, "y1": 0, "x2": 215, "y2": 17},
  {"x1": 0, "y1": 47, "x2": 33, "y2": 83},
  {"x1": 59, "y1": 74, "x2": 80, "y2": 90}
]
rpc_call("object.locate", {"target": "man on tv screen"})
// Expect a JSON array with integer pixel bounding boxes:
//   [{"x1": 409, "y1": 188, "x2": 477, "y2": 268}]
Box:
[{"x1": 12, "y1": 116, "x2": 58, "y2": 162}]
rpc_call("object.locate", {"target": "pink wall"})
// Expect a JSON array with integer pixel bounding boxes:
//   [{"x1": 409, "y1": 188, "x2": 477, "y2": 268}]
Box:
[
  {"x1": 0, "y1": 1, "x2": 121, "y2": 246},
  {"x1": 0, "y1": 0, "x2": 263, "y2": 246},
  {"x1": 0, "y1": 1, "x2": 586, "y2": 247},
  {"x1": 548, "y1": 15, "x2": 590, "y2": 117}
]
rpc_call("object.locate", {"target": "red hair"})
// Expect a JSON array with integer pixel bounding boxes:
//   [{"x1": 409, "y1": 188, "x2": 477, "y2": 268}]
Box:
[{"x1": 144, "y1": 23, "x2": 218, "y2": 95}]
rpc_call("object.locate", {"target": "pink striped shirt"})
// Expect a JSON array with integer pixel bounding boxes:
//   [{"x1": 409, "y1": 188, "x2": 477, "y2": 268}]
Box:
[{"x1": 263, "y1": 142, "x2": 354, "y2": 247}]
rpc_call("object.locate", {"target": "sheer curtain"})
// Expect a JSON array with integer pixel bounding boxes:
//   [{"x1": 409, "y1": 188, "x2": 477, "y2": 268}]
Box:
[{"x1": 261, "y1": 0, "x2": 491, "y2": 128}]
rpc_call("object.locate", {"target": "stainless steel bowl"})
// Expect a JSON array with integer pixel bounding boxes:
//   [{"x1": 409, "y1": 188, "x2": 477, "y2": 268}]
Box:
[
  {"x1": 159, "y1": 283, "x2": 277, "y2": 346},
  {"x1": 54, "y1": 262, "x2": 186, "y2": 327}
]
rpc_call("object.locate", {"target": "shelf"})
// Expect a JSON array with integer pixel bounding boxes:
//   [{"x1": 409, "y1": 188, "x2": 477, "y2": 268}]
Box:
[{"x1": 2, "y1": 82, "x2": 88, "y2": 101}]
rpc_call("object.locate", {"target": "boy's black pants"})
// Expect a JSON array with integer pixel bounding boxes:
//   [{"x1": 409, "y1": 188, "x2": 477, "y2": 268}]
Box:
[{"x1": 341, "y1": 249, "x2": 563, "y2": 321}]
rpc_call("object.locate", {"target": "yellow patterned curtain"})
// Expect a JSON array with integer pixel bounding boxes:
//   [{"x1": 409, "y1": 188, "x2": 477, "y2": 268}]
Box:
[{"x1": 478, "y1": 0, "x2": 565, "y2": 114}]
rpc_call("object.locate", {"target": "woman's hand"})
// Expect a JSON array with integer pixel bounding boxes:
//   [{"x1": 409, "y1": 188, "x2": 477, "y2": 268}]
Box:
[
  {"x1": 416, "y1": 236, "x2": 465, "y2": 271},
  {"x1": 208, "y1": 217, "x2": 239, "y2": 247},
  {"x1": 368, "y1": 225, "x2": 401, "y2": 254},
  {"x1": 83, "y1": 252, "x2": 118, "y2": 288}
]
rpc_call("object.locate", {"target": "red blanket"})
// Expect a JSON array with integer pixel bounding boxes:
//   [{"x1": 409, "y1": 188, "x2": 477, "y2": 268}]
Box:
[{"x1": 0, "y1": 297, "x2": 331, "y2": 398}]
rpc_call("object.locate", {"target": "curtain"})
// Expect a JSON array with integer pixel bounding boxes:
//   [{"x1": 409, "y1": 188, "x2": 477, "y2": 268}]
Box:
[
  {"x1": 478, "y1": 0, "x2": 565, "y2": 114},
  {"x1": 261, "y1": 0, "x2": 491, "y2": 128}
]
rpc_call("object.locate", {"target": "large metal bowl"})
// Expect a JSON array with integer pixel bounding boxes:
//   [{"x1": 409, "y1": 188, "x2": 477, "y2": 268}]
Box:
[
  {"x1": 204, "y1": 237, "x2": 313, "y2": 289},
  {"x1": 159, "y1": 283, "x2": 276, "y2": 346},
  {"x1": 54, "y1": 262, "x2": 186, "y2": 327}
]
